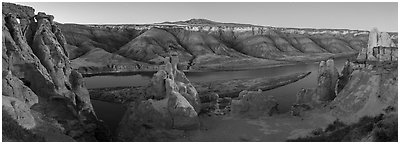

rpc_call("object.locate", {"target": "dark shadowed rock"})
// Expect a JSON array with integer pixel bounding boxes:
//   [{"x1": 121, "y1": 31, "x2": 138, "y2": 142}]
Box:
[{"x1": 335, "y1": 60, "x2": 354, "y2": 95}]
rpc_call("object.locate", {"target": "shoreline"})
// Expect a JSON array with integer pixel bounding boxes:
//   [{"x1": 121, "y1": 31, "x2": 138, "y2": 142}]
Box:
[
  {"x1": 88, "y1": 72, "x2": 311, "y2": 104},
  {"x1": 82, "y1": 53, "x2": 357, "y2": 77}
]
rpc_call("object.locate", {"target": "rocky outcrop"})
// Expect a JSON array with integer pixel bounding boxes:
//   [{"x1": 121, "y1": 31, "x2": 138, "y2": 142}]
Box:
[
  {"x1": 357, "y1": 28, "x2": 397, "y2": 62},
  {"x1": 2, "y1": 71, "x2": 38, "y2": 107},
  {"x1": 2, "y1": 95, "x2": 36, "y2": 129},
  {"x1": 290, "y1": 88, "x2": 318, "y2": 116},
  {"x1": 290, "y1": 59, "x2": 339, "y2": 115},
  {"x1": 316, "y1": 59, "x2": 339, "y2": 101},
  {"x1": 2, "y1": 3, "x2": 108, "y2": 141},
  {"x1": 329, "y1": 68, "x2": 397, "y2": 123},
  {"x1": 117, "y1": 55, "x2": 200, "y2": 141},
  {"x1": 335, "y1": 60, "x2": 354, "y2": 95},
  {"x1": 199, "y1": 92, "x2": 219, "y2": 113},
  {"x1": 231, "y1": 89, "x2": 278, "y2": 117}
]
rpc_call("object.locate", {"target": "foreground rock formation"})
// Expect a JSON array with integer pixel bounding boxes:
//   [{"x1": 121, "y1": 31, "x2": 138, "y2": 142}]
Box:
[
  {"x1": 2, "y1": 3, "x2": 109, "y2": 141},
  {"x1": 292, "y1": 28, "x2": 397, "y2": 118},
  {"x1": 116, "y1": 55, "x2": 201, "y2": 141},
  {"x1": 316, "y1": 59, "x2": 339, "y2": 101},
  {"x1": 290, "y1": 28, "x2": 397, "y2": 141}
]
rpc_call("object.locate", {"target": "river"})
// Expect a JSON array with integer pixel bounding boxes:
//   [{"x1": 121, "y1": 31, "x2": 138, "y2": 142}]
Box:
[{"x1": 87, "y1": 57, "x2": 350, "y2": 136}]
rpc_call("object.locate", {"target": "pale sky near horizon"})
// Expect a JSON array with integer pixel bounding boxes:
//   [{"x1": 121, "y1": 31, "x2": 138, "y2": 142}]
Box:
[{"x1": 16, "y1": 2, "x2": 398, "y2": 32}]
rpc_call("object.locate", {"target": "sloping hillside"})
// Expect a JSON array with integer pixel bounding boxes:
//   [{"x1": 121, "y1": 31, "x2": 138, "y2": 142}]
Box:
[{"x1": 59, "y1": 19, "x2": 397, "y2": 73}]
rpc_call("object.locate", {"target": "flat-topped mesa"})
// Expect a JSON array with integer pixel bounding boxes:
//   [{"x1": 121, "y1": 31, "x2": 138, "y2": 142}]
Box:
[
  {"x1": 357, "y1": 28, "x2": 398, "y2": 62},
  {"x1": 89, "y1": 23, "x2": 370, "y2": 37}
]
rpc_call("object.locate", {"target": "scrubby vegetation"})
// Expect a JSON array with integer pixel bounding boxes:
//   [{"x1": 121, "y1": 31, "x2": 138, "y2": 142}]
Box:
[
  {"x1": 2, "y1": 110, "x2": 45, "y2": 142},
  {"x1": 287, "y1": 114, "x2": 398, "y2": 142}
]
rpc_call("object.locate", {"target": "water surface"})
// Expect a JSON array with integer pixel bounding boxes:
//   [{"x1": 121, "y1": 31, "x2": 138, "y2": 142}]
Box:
[{"x1": 86, "y1": 57, "x2": 349, "y2": 137}]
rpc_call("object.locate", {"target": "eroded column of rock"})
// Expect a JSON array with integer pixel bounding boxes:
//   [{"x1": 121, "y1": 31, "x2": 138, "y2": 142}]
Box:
[
  {"x1": 357, "y1": 28, "x2": 397, "y2": 62},
  {"x1": 117, "y1": 55, "x2": 201, "y2": 141},
  {"x1": 367, "y1": 28, "x2": 379, "y2": 61},
  {"x1": 3, "y1": 12, "x2": 59, "y2": 99},
  {"x1": 31, "y1": 12, "x2": 73, "y2": 99},
  {"x1": 316, "y1": 58, "x2": 338, "y2": 101},
  {"x1": 2, "y1": 3, "x2": 106, "y2": 141},
  {"x1": 335, "y1": 60, "x2": 354, "y2": 95}
]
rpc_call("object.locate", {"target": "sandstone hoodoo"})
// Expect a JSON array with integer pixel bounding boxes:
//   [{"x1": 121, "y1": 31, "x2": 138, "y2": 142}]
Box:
[
  {"x1": 356, "y1": 28, "x2": 397, "y2": 62},
  {"x1": 2, "y1": 3, "x2": 109, "y2": 141},
  {"x1": 290, "y1": 58, "x2": 339, "y2": 115},
  {"x1": 116, "y1": 55, "x2": 201, "y2": 141},
  {"x1": 316, "y1": 58, "x2": 339, "y2": 102}
]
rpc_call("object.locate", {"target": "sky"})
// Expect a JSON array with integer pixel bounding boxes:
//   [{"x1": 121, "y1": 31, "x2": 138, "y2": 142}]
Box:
[{"x1": 17, "y1": 2, "x2": 398, "y2": 32}]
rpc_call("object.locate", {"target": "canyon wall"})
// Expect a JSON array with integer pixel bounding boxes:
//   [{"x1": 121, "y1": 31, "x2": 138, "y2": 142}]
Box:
[{"x1": 58, "y1": 18, "x2": 398, "y2": 73}]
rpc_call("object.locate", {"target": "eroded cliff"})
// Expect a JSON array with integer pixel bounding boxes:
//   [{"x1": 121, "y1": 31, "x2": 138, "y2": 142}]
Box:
[
  {"x1": 59, "y1": 19, "x2": 397, "y2": 74},
  {"x1": 2, "y1": 2, "x2": 109, "y2": 141}
]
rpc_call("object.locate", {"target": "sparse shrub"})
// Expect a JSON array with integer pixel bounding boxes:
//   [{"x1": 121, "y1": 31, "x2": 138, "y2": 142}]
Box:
[
  {"x1": 311, "y1": 128, "x2": 324, "y2": 136},
  {"x1": 325, "y1": 119, "x2": 346, "y2": 132},
  {"x1": 372, "y1": 115, "x2": 398, "y2": 142},
  {"x1": 287, "y1": 114, "x2": 398, "y2": 142}
]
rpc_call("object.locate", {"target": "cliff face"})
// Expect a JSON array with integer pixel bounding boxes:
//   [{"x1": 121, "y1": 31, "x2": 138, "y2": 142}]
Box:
[
  {"x1": 356, "y1": 28, "x2": 398, "y2": 62},
  {"x1": 59, "y1": 19, "x2": 398, "y2": 73},
  {"x1": 2, "y1": 3, "x2": 109, "y2": 141},
  {"x1": 291, "y1": 28, "x2": 398, "y2": 124}
]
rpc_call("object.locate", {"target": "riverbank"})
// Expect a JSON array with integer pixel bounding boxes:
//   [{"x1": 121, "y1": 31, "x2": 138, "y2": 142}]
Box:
[
  {"x1": 81, "y1": 53, "x2": 357, "y2": 77},
  {"x1": 88, "y1": 72, "x2": 311, "y2": 104}
]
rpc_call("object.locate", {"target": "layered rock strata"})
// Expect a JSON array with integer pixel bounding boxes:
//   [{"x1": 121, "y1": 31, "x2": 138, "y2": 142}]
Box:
[{"x1": 59, "y1": 18, "x2": 395, "y2": 74}]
